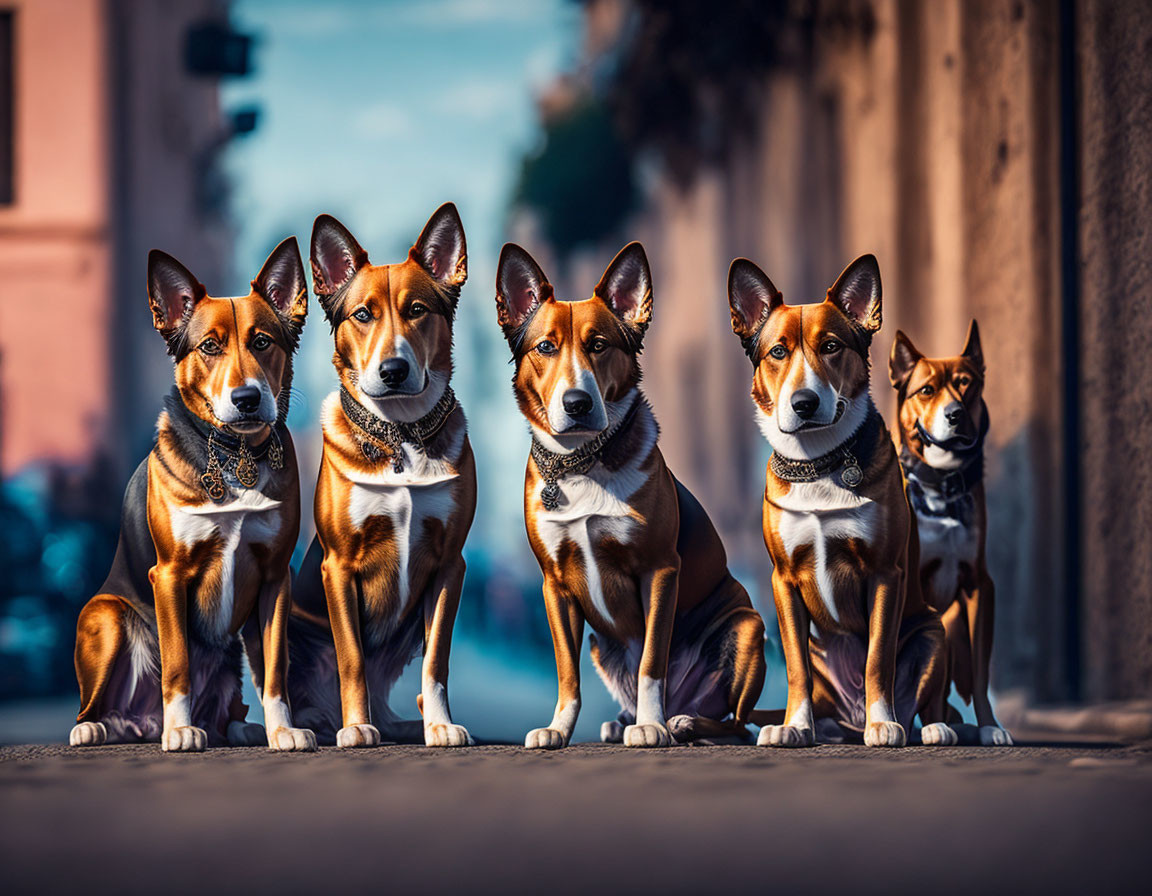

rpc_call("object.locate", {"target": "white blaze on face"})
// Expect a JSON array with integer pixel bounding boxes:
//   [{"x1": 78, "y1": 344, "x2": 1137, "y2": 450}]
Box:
[
  {"x1": 921, "y1": 401, "x2": 967, "y2": 470},
  {"x1": 212, "y1": 375, "x2": 277, "y2": 426},
  {"x1": 544, "y1": 362, "x2": 608, "y2": 438},
  {"x1": 775, "y1": 354, "x2": 841, "y2": 434}
]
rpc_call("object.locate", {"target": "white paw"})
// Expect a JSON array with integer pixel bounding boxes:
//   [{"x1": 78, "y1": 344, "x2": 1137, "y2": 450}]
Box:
[
  {"x1": 757, "y1": 724, "x2": 815, "y2": 748},
  {"x1": 226, "y1": 721, "x2": 266, "y2": 746},
  {"x1": 425, "y1": 723, "x2": 473, "y2": 747},
  {"x1": 921, "y1": 722, "x2": 958, "y2": 746},
  {"x1": 162, "y1": 726, "x2": 207, "y2": 752},
  {"x1": 979, "y1": 725, "x2": 1014, "y2": 746},
  {"x1": 600, "y1": 720, "x2": 624, "y2": 743},
  {"x1": 70, "y1": 721, "x2": 107, "y2": 747},
  {"x1": 864, "y1": 720, "x2": 906, "y2": 748},
  {"x1": 269, "y1": 727, "x2": 317, "y2": 752},
  {"x1": 524, "y1": 727, "x2": 568, "y2": 750},
  {"x1": 623, "y1": 722, "x2": 672, "y2": 748},
  {"x1": 336, "y1": 724, "x2": 380, "y2": 748}
]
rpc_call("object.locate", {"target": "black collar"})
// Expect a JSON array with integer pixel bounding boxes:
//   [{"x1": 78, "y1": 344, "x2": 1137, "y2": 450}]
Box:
[
  {"x1": 769, "y1": 406, "x2": 883, "y2": 489},
  {"x1": 340, "y1": 385, "x2": 458, "y2": 473},
  {"x1": 530, "y1": 394, "x2": 645, "y2": 510}
]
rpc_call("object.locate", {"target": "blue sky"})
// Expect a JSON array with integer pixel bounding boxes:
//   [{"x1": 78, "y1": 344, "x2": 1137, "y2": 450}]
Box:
[{"x1": 222, "y1": 0, "x2": 581, "y2": 565}]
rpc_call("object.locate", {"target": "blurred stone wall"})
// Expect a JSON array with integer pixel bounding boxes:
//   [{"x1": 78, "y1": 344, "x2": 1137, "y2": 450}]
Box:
[
  {"x1": 1076, "y1": 0, "x2": 1152, "y2": 701},
  {"x1": 536, "y1": 0, "x2": 1150, "y2": 702}
]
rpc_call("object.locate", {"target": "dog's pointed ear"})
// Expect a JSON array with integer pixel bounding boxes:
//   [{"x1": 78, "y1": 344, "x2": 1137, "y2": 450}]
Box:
[
  {"x1": 728, "y1": 258, "x2": 782, "y2": 357},
  {"x1": 829, "y1": 254, "x2": 882, "y2": 334},
  {"x1": 253, "y1": 236, "x2": 308, "y2": 329},
  {"x1": 595, "y1": 242, "x2": 652, "y2": 334},
  {"x1": 962, "y1": 318, "x2": 984, "y2": 374},
  {"x1": 411, "y1": 202, "x2": 467, "y2": 295},
  {"x1": 310, "y1": 214, "x2": 368, "y2": 300},
  {"x1": 889, "y1": 330, "x2": 923, "y2": 391},
  {"x1": 148, "y1": 250, "x2": 206, "y2": 341},
  {"x1": 496, "y1": 243, "x2": 552, "y2": 339}
]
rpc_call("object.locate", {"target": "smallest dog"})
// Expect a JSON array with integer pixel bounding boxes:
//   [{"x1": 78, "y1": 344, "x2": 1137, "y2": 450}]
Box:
[{"x1": 889, "y1": 322, "x2": 1012, "y2": 745}]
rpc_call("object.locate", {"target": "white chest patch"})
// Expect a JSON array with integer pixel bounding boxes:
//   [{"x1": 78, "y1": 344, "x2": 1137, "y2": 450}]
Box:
[
  {"x1": 344, "y1": 427, "x2": 463, "y2": 607},
  {"x1": 169, "y1": 488, "x2": 283, "y2": 636},
  {"x1": 773, "y1": 478, "x2": 877, "y2": 623},
  {"x1": 916, "y1": 512, "x2": 978, "y2": 600},
  {"x1": 535, "y1": 407, "x2": 655, "y2": 627}
]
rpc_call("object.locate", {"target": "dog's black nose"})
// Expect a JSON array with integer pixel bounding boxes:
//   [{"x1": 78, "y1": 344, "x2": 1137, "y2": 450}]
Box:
[
  {"x1": 791, "y1": 389, "x2": 820, "y2": 420},
  {"x1": 379, "y1": 358, "x2": 410, "y2": 388},
  {"x1": 944, "y1": 402, "x2": 965, "y2": 426},
  {"x1": 562, "y1": 389, "x2": 594, "y2": 417},
  {"x1": 231, "y1": 386, "x2": 262, "y2": 415}
]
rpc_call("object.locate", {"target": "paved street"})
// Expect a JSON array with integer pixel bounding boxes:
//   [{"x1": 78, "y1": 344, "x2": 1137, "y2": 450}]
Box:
[{"x1": 3, "y1": 739, "x2": 1150, "y2": 894}]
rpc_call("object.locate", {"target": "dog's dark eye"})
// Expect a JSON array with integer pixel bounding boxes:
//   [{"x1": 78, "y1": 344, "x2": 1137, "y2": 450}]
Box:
[
  {"x1": 251, "y1": 334, "x2": 272, "y2": 351},
  {"x1": 769, "y1": 344, "x2": 788, "y2": 360},
  {"x1": 352, "y1": 307, "x2": 372, "y2": 323},
  {"x1": 536, "y1": 340, "x2": 557, "y2": 356},
  {"x1": 408, "y1": 303, "x2": 428, "y2": 319},
  {"x1": 820, "y1": 339, "x2": 842, "y2": 354},
  {"x1": 954, "y1": 376, "x2": 971, "y2": 390},
  {"x1": 588, "y1": 336, "x2": 609, "y2": 354},
  {"x1": 919, "y1": 384, "x2": 936, "y2": 397},
  {"x1": 199, "y1": 338, "x2": 222, "y2": 356}
]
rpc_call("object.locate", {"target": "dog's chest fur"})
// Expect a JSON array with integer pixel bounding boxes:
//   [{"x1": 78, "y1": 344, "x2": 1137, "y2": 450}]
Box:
[
  {"x1": 168, "y1": 469, "x2": 283, "y2": 640},
  {"x1": 535, "y1": 412, "x2": 656, "y2": 627},
  {"x1": 332, "y1": 397, "x2": 464, "y2": 611},
  {"x1": 774, "y1": 478, "x2": 879, "y2": 624},
  {"x1": 915, "y1": 501, "x2": 979, "y2": 603}
]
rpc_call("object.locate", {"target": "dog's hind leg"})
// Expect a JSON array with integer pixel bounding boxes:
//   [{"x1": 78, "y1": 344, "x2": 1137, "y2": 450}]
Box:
[{"x1": 72, "y1": 594, "x2": 156, "y2": 745}]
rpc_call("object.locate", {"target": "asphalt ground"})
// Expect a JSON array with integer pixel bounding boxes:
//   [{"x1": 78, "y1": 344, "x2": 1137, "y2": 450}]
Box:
[{"x1": 3, "y1": 738, "x2": 1150, "y2": 895}]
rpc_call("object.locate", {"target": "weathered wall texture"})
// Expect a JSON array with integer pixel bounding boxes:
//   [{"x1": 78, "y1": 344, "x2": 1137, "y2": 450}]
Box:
[
  {"x1": 547, "y1": 0, "x2": 1149, "y2": 701},
  {"x1": 1076, "y1": 0, "x2": 1152, "y2": 700}
]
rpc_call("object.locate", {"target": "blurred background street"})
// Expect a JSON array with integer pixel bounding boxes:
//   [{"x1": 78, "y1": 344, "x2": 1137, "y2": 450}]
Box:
[{"x1": 1, "y1": 0, "x2": 1150, "y2": 748}]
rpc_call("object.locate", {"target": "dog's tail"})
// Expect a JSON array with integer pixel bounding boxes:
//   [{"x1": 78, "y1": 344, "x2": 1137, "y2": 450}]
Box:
[{"x1": 747, "y1": 709, "x2": 786, "y2": 727}]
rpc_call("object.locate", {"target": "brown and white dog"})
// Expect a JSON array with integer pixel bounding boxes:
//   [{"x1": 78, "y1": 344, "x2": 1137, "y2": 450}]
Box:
[
  {"x1": 70, "y1": 240, "x2": 316, "y2": 752},
  {"x1": 286, "y1": 203, "x2": 475, "y2": 748},
  {"x1": 889, "y1": 322, "x2": 1012, "y2": 745},
  {"x1": 728, "y1": 254, "x2": 955, "y2": 748},
  {"x1": 496, "y1": 242, "x2": 767, "y2": 749}
]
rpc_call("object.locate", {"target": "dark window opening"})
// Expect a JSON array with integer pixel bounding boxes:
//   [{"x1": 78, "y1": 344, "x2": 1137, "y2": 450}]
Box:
[{"x1": 0, "y1": 10, "x2": 14, "y2": 205}]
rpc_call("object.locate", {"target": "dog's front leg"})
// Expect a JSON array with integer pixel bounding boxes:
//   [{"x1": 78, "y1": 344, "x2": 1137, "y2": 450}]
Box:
[
  {"x1": 421, "y1": 557, "x2": 472, "y2": 747},
  {"x1": 863, "y1": 572, "x2": 907, "y2": 747},
  {"x1": 152, "y1": 565, "x2": 205, "y2": 752},
  {"x1": 964, "y1": 573, "x2": 1012, "y2": 745},
  {"x1": 759, "y1": 570, "x2": 816, "y2": 747},
  {"x1": 257, "y1": 574, "x2": 316, "y2": 752},
  {"x1": 525, "y1": 578, "x2": 584, "y2": 750},
  {"x1": 625, "y1": 562, "x2": 678, "y2": 748},
  {"x1": 323, "y1": 557, "x2": 378, "y2": 748}
]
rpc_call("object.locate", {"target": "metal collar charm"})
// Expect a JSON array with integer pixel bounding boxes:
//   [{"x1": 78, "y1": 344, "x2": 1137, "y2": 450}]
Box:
[
  {"x1": 531, "y1": 397, "x2": 643, "y2": 511},
  {"x1": 340, "y1": 385, "x2": 458, "y2": 473},
  {"x1": 200, "y1": 427, "x2": 284, "y2": 503},
  {"x1": 769, "y1": 409, "x2": 882, "y2": 490}
]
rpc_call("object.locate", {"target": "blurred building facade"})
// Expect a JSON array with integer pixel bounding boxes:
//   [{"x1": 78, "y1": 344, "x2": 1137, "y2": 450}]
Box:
[
  {"x1": 0, "y1": 0, "x2": 251, "y2": 697},
  {"x1": 514, "y1": 0, "x2": 1151, "y2": 704},
  {"x1": 0, "y1": 0, "x2": 245, "y2": 477}
]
